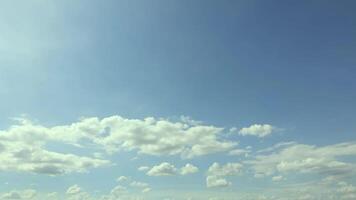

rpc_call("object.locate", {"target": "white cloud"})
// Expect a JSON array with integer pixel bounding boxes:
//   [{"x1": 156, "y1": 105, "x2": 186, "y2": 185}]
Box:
[
  {"x1": 116, "y1": 176, "x2": 128, "y2": 182},
  {"x1": 66, "y1": 185, "x2": 81, "y2": 195},
  {"x1": 138, "y1": 166, "x2": 150, "y2": 171},
  {"x1": 47, "y1": 192, "x2": 58, "y2": 199},
  {"x1": 130, "y1": 181, "x2": 149, "y2": 188},
  {"x1": 206, "y1": 162, "x2": 243, "y2": 188},
  {"x1": 246, "y1": 142, "x2": 356, "y2": 179},
  {"x1": 180, "y1": 163, "x2": 199, "y2": 175},
  {"x1": 65, "y1": 189, "x2": 91, "y2": 200},
  {"x1": 114, "y1": 176, "x2": 151, "y2": 195},
  {"x1": 238, "y1": 124, "x2": 275, "y2": 137},
  {"x1": 229, "y1": 127, "x2": 237, "y2": 133},
  {"x1": 0, "y1": 189, "x2": 36, "y2": 200},
  {"x1": 257, "y1": 141, "x2": 296, "y2": 153},
  {"x1": 0, "y1": 115, "x2": 237, "y2": 175},
  {"x1": 66, "y1": 116, "x2": 236, "y2": 159},
  {"x1": 337, "y1": 182, "x2": 356, "y2": 199},
  {"x1": 141, "y1": 188, "x2": 151, "y2": 193},
  {"x1": 180, "y1": 116, "x2": 202, "y2": 126},
  {"x1": 207, "y1": 162, "x2": 243, "y2": 177},
  {"x1": 146, "y1": 162, "x2": 177, "y2": 176},
  {"x1": 272, "y1": 175, "x2": 284, "y2": 182},
  {"x1": 108, "y1": 185, "x2": 128, "y2": 199},
  {"x1": 0, "y1": 142, "x2": 110, "y2": 175},
  {"x1": 146, "y1": 162, "x2": 199, "y2": 176},
  {"x1": 0, "y1": 116, "x2": 236, "y2": 163},
  {"x1": 61, "y1": 183, "x2": 153, "y2": 200},
  {"x1": 228, "y1": 149, "x2": 250, "y2": 156},
  {"x1": 0, "y1": 118, "x2": 110, "y2": 175},
  {"x1": 1, "y1": 180, "x2": 355, "y2": 200},
  {"x1": 206, "y1": 176, "x2": 231, "y2": 188}
]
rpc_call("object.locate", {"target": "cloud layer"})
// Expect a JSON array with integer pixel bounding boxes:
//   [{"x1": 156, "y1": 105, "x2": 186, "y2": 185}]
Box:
[
  {"x1": 206, "y1": 162, "x2": 243, "y2": 188},
  {"x1": 1, "y1": 115, "x2": 356, "y2": 200},
  {"x1": 246, "y1": 142, "x2": 356, "y2": 179},
  {"x1": 238, "y1": 124, "x2": 275, "y2": 138},
  {"x1": 0, "y1": 116, "x2": 238, "y2": 175}
]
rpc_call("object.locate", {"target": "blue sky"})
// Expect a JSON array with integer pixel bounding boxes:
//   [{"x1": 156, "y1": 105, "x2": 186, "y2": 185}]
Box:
[{"x1": 0, "y1": 1, "x2": 356, "y2": 200}]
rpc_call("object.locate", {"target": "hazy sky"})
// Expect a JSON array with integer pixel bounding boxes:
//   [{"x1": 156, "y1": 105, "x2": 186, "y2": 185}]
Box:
[{"x1": 0, "y1": 1, "x2": 356, "y2": 200}]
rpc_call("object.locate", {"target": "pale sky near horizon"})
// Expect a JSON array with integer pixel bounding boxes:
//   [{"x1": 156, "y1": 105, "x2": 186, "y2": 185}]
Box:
[{"x1": 0, "y1": 1, "x2": 356, "y2": 200}]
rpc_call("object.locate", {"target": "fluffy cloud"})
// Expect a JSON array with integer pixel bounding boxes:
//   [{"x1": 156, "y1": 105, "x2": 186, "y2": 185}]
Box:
[
  {"x1": 207, "y1": 162, "x2": 243, "y2": 177},
  {"x1": 246, "y1": 142, "x2": 356, "y2": 179},
  {"x1": 110, "y1": 185, "x2": 127, "y2": 195},
  {"x1": 146, "y1": 162, "x2": 178, "y2": 176},
  {"x1": 238, "y1": 124, "x2": 275, "y2": 138},
  {"x1": 58, "y1": 184, "x2": 146, "y2": 200},
  {"x1": 94, "y1": 116, "x2": 236, "y2": 159},
  {"x1": 130, "y1": 181, "x2": 149, "y2": 188},
  {"x1": 2, "y1": 181, "x2": 356, "y2": 200},
  {"x1": 116, "y1": 176, "x2": 128, "y2": 182},
  {"x1": 180, "y1": 163, "x2": 199, "y2": 175},
  {"x1": 206, "y1": 176, "x2": 231, "y2": 188},
  {"x1": 66, "y1": 185, "x2": 82, "y2": 195},
  {"x1": 146, "y1": 162, "x2": 199, "y2": 176},
  {"x1": 0, "y1": 140, "x2": 109, "y2": 175},
  {"x1": 1, "y1": 116, "x2": 236, "y2": 162},
  {"x1": 0, "y1": 115, "x2": 237, "y2": 175},
  {"x1": 113, "y1": 176, "x2": 151, "y2": 194},
  {"x1": 0, "y1": 118, "x2": 109, "y2": 175},
  {"x1": 138, "y1": 166, "x2": 150, "y2": 171},
  {"x1": 206, "y1": 162, "x2": 243, "y2": 188},
  {"x1": 66, "y1": 186, "x2": 93, "y2": 200},
  {"x1": 46, "y1": 192, "x2": 58, "y2": 199},
  {"x1": 0, "y1": 189, "x2": 36, "y2": 200}
]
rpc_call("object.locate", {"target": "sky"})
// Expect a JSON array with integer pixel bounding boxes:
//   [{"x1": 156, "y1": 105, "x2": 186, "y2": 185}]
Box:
[{"x1": 0, "y1": 0, "x2": 356, "y2": 199}]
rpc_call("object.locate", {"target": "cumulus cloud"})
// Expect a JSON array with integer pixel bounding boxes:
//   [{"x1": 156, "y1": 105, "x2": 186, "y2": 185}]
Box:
[
  {"x1": 206, "y1": 176, "x2": 231, "y2": 188},
  {"x1": 110, "y1": 185, "x2": 127, "y2": 195},
  {"x1": 206, "y1": 162, "x2": 243, "y2": 188},
  {"x1": 0, "y1": 116, "x2": 236, "y2": 163},
  {"x1": 245, "y1": 142, "x2": 356, "y2": 179},
  {"x1": 116, "y1": 176, "x2": 128, "y2": 182},
  {"x1": 66, "y1": 185, "x2": 82, "y2": 195},
  {"x1": 0, "y1": 115, "x2": 237, "y2": 175},
  {"x1": 64, "y1": 184, "x2": 151, "y2": 200},
  {"x1": 0, "y1": 141, "x2": 109, "y2": 175},
  {"x1": 130, "y1": 181, "x2": 149, "y2": 188},
  {"x1": 0, "y1": 119, "x2": 110, "y2": 175},
  {"x1": 1, "y1": 180, "x2": 355, "y2": 200},
  {"x1": 208, "y1": 162, "x2": 243, "y2": 177},
  {"x1": 238, "y1": 124, "x2": 275, "y2": 138},
  {"x1": 0, "y1": 189, "x2": 36, "y2": 200},
  {"x1": 180, "y1": 163, "x2": 199, "y2": 175},
  {"x1": 65, "y1": 185, "x2": 96, "y2": 200},
  {"x1": 146, "y1": 162, "x2": 178, "y2": 176},
  {"x1": 114, "y1": 176, "x2": 151, "y2": 194},
  {"x1": 47, "y1": 192, "x2": 58, "y2": 199},
  {"x1": 93, "y1": 116, "x2": 236, "y2": 159},
  {"x1": 146, "y1": 162, "x2": 199, "y2": 176}
]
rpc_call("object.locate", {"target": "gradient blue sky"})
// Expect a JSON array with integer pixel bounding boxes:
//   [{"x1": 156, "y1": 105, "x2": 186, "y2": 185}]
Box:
[{"x1": 0, "y1": 1, "x2": 356, "y2": 200}]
